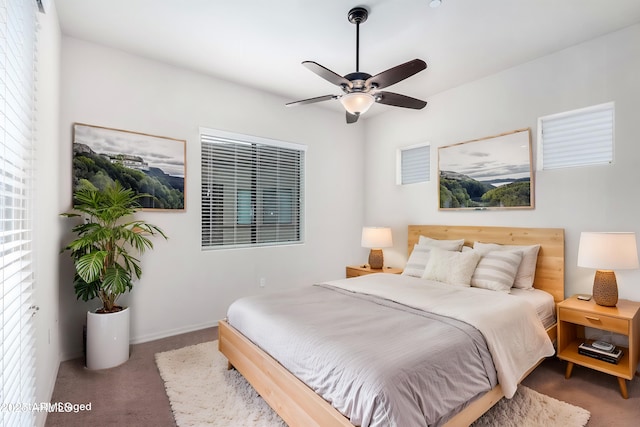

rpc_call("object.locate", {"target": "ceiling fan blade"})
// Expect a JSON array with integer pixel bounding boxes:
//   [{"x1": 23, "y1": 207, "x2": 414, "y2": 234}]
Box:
[
  {"x1": 366, "y1": 59, "x2": 427, "y2": 90},
  {"x1": 375, "y1": 91, "x2": 427, "y2": 109},
  {"x1": 303, "y1": 61, "x2": 353, "y2": 89},
  {"x1": 286, "y1": 94, "x2": 337, "y2": 107},
  {"x1": 346, "y1": 111, "x2": 359, "y2": 124}
]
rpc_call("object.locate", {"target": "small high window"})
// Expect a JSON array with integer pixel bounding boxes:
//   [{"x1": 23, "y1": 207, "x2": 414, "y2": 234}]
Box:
[
  {"x1": 397, "y1": 143, "x2": 431, "y2": 185},
  {"x1": 537, "y1": 102, "x2": 614, "y2": 170}
]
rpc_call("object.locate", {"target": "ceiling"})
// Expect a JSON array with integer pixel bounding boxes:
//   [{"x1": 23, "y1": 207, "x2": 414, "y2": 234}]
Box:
[{"x1": 55, "y1": 0, "x2": 640, "y2": 118}]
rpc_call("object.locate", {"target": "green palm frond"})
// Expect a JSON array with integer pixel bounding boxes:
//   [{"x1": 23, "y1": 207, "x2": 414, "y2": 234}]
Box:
[
  {"x1": 61, "y1": 181, "x2": 167, "y2": 312},
  {"x1": 75, "y1": 251, "x2": 107, "y2": 284},
  {"x1": 102, "y1": 265, "x2": 131, "y2": 296},
  {"x1": 73, "y1": 275, "x2": 101, "y2": 302}
]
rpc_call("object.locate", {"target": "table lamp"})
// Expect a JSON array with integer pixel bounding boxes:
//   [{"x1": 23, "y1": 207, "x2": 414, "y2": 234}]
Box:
[
  {"x1": 577, "y1": 232, "x2": 639, "y2": 307},
  {"x1": 361, "y1": 227, "x2": 393, "y2": 269}
]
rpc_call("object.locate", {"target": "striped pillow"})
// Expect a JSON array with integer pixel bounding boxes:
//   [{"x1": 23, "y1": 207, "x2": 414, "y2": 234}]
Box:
[
  {"x1": 402, "y1": 239, "x2": 465, "y2": 278},
  {"x1": 402, "y1": 244, "x2": 434, "y2": 277},
  {"x1": 473, "y1": 242, "x2": 540, "y2": 289},
  {"x1": 471, "y1": 250, "x2": 523, "y2": 292},
  {"x1": 418, "y1": 236, "x2": 465, "y2": 251}
]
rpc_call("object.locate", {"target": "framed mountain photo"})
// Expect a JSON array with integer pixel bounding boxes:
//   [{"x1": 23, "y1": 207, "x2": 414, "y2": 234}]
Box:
[
  {"x1": 72, "y1": 123, "x2": 186, "y2": 211},
  {"x1": 438, "y1": 128, "x2": 533, "y2": 210}
]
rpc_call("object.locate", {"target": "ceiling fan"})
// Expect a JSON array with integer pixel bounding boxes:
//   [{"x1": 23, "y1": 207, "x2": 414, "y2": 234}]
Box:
[{"x1": 286, "y1": 6, "x2": 427, "y2": 124}]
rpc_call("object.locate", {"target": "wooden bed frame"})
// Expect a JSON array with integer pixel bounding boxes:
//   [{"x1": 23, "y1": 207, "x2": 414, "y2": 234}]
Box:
[{"x1": 219, "y1": 225, "x2": 565, "y2": 427}]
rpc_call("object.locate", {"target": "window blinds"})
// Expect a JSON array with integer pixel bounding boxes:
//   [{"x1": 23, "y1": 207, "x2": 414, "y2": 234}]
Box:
[
  {"x1": 538, "y1": 102, "x2": 614, "y2": 170},
  {"x1": 201, "y1": 129, "x2": 305, "y2": 249},
  {"x1": 1, "y1": 1, "x2": 38, "y2": 426},
  {"x1": 398, "y1": 144, "x2": 430, "y2": 185}
]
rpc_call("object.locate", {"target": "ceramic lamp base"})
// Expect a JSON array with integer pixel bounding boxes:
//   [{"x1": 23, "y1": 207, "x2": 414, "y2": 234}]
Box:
[
  {"x1": 368, "y1": 249, "x2": 384, "y2": 269},
  {"x1": 592, "y1": 270, "x2": 618, "y2": 307}
]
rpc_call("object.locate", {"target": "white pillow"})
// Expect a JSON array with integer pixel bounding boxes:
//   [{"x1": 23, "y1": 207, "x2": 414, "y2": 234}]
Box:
[
  {"x1": 471, "y1": 250, "x2": 523, "y2": 293},
  {"x1": 422, "y1": 248, "x2": 481, "y2": 287},
  {"x1": 473, "y1": 242, "x2": 541, "y2": 289},
  {"x1": 402, "y1": 244, "x2": 435, "y2": 277},
  {"x1": 403, "y1": 238, "x2": 465, "y2": 278},
  {"x1": 418, "y1": 236, "x2": 465, "y2": 251}
]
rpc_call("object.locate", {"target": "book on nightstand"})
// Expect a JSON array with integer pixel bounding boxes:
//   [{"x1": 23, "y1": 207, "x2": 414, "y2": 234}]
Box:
[{"x1": 578, "y1": 342, "x2": 623, "y2": 364}]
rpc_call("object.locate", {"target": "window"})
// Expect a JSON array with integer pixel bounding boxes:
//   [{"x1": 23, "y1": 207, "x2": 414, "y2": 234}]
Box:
[
  {"x1": 537, "y1": 102, "x2": 614, "y2": 170},
  {"x1": 236, "y1": 189, "x2": 252, "y2": 225},
  {"x1": 397, "y1": 143, "x2": 430, "y2": 185},
  {"x1": 201, "y1": 128, "x2": 305, "y2": 249},
  {"x1": 1, "y1": 1, "x2": 38, "y2": 426}
]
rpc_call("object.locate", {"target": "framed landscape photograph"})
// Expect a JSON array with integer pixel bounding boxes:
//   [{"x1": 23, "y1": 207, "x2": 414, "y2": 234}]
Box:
[
  {"x1": 72, "y1": 123, "x2": 186, "y2": 211},
  {"x1": 438, "y1": 128, "x2": 533, "y2": 210}
]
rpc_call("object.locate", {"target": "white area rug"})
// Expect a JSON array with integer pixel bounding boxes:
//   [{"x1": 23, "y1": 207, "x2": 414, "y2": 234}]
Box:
[{"x1": 156, "y1": 341, "x2": 590, "y2": 427}]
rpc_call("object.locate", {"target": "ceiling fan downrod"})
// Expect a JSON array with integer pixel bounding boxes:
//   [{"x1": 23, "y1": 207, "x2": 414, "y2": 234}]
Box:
[{"x1": 347, "y1": 7, "x2": 368, "y2": 73}]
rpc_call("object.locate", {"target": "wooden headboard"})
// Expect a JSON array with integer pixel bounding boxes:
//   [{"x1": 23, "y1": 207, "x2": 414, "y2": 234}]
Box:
[{"x1": 408, "y1": 225, "x2": 565, "y2": 303}]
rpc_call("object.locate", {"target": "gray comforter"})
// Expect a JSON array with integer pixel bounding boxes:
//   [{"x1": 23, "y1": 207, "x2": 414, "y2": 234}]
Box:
[{"x1": 227, "y1": 281, "x2": 498, "y2": 426}]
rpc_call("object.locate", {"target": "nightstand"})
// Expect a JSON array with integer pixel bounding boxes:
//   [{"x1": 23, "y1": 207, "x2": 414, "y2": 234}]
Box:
[
  {"x1": 345, "y1": 265, "x2": 403, "y2": 278},
  {"x1": 557, "y1": 295, "x2": 640, "y2": 398}
]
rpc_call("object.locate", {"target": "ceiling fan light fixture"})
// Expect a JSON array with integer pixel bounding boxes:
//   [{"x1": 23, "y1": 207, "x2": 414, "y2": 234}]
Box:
[
  {"x1": 340, "y1": 92, "x2": 375, "y2": 115},
  {"x1": 429, "y1": 0, "x2": 442, "y2": 8}
]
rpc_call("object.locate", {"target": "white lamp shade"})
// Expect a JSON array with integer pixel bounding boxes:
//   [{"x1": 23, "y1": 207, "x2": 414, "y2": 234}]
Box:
[
  {"x1": 361, "y1": 227, "x2": 392, "y2": 249},
  {"x1": 577, "y1": 232, "x2": 639, "y2": 270},
  {"x1": 340, "y1": 93, "x2": 375, "y2": 115}
]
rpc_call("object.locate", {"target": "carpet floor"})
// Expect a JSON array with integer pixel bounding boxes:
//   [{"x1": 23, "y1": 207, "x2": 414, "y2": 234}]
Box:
[
  {"x1": 156, "y1": 341, "x2": 590, "y2": 427},
  {"x1": 46, "y1": 326, "x2": 640, "y2": 427}
]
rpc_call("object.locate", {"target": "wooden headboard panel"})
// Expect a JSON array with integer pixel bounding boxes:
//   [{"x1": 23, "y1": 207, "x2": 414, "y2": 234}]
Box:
[{"x1": 408, "y1": 225, "x2": 565, "y2": 303}]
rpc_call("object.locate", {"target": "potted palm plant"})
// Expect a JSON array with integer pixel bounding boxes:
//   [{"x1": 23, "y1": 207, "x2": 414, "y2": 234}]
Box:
[{"x1": 62, "y1": 181, "x2": 167, "y2": 369}]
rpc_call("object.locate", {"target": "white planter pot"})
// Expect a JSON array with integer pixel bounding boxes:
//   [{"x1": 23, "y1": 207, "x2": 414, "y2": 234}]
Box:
[{"x1": 86, "y1": 307, "x2": 130, "y2": 370}]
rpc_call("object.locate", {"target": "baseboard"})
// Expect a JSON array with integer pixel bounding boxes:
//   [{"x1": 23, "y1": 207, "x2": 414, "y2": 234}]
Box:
[
  {"x1": 129, "y1": 320, "x2": 218, "y2": 345},
  {"x1": 60, "y1": 320, "x2": 219, "y2": 361}
]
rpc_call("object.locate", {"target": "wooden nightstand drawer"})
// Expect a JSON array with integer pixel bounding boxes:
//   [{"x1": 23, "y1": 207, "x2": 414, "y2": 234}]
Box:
[
  {"x1": 559, "y1": 307, "x2": 628, "y2": 334},
  {"x1": 346, "y1": 265, "x2": 403, "y2": 278},
  {"x1": 346, "y1": 267, "x2": 370, "y2": 277}
]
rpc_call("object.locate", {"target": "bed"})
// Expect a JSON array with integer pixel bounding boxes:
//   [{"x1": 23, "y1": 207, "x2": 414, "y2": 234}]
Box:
[{"x1": 219, "y1": 225, "x2": 565, "y2": 426}]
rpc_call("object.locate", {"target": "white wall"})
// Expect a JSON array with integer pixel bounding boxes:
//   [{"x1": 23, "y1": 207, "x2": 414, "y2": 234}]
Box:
[
  {"x1": 364, "y1": 24, "x2": 640, "y2": 302},
  {"x1": 57, "y1": 22, "x2": 640, "y2": 360},
  {"x1": 59, "y1": 38, "x2": 366, "y2": 359},
  {"x1": 34, "y1": 3, "x2": 62, "y2": 426}
]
